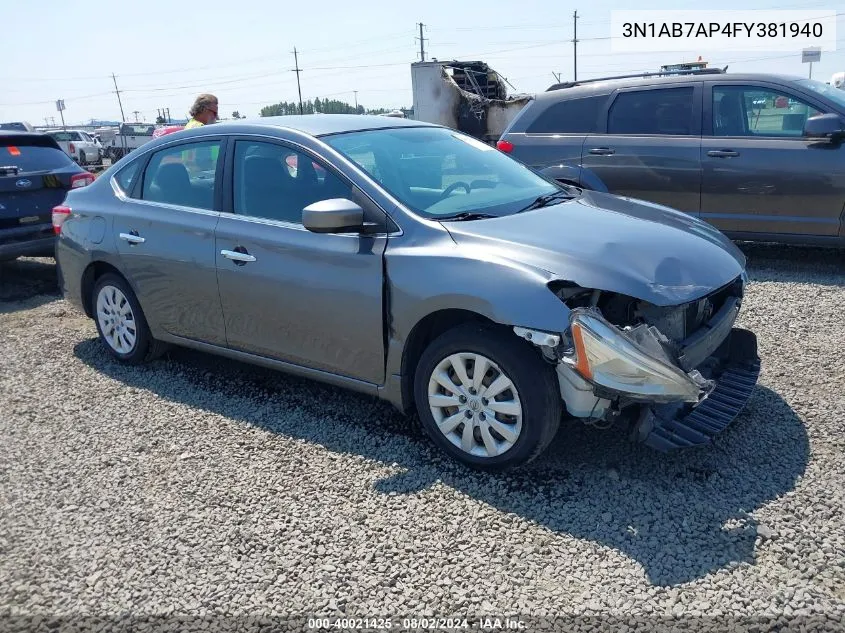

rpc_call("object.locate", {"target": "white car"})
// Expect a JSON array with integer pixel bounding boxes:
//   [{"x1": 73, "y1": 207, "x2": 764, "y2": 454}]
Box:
[{"x1": 45, "y1": 130, "x2": 101, "y2": 165}]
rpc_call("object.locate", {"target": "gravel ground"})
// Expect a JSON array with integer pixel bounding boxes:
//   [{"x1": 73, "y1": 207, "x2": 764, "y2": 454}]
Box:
[{"x1": 1, "y1": 246, "x2": 844, "y2": 632}]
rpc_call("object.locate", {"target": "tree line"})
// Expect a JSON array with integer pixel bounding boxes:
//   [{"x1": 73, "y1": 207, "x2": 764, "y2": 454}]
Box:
[{"x1": 259, "y1": 98, "x2": 396, "y2": 117}]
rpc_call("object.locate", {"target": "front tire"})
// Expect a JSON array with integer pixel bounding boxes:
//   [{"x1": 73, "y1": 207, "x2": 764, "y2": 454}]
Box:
[
  {"x1": 92, "y1": 273, "x2": 167, "y2": 364},
  {"x1": 414, "y1": 323, "x2": 562, "y2": 471}
]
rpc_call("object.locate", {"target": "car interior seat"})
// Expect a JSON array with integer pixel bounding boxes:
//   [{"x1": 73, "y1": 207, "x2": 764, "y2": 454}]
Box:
[
  {"x1": 241, "y1": 156, "x2": 297, "y2": 222},
  {"x1": 715, "y1": 94, "x2": 746, "y2": 136},
  {"x1": 151, "y1": 163, "x2": 195, "y2": 207}
]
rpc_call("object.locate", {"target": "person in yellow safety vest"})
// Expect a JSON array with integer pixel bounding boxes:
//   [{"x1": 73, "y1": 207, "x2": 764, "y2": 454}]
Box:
[{"x1": 183, "y1": 94, "x2": 220, "y2": 173}]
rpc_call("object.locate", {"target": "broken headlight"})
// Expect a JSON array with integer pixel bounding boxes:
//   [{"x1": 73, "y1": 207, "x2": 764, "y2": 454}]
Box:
[{"x1": 565, "y1": 310, "x2": 707, "y2": 403}]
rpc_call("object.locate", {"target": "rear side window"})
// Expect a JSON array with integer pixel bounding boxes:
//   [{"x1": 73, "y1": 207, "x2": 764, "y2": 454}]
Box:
[
  {"x1": 526, "y1": 95, "x2": 607, "y2": 133},
  {"x1": 141, "y1": 140, "x2": 221, "y2": 210},
  {"x1": 608, "y1": 87, "x2": 695, "y2": 135},
  {"x1": 1, "y1": 140, "x2": 74, "y2": 172},
  {"x1": 114, "y1": 161, "x2": 141, "y2": 195}
]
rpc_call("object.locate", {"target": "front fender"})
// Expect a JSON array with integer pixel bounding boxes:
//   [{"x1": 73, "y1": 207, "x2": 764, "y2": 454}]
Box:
[
  {"x1": 539, "y1": 164, "x2": 608, "y2": 193},
  {"x1": 387, "y1": 239, "x2": 572, "y2": 360}
]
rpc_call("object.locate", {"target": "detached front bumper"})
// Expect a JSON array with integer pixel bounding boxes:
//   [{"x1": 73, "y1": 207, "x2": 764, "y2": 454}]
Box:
[{"x1": 633, "y1": 328, "x2": 760, "y2": 450}]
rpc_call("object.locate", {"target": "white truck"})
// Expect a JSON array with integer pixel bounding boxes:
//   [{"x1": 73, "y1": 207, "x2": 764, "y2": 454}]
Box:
[
  {"x1": 104, "y1": 123, "x2": 156, "y2": 161},
  {"x1": 831, "y1": 72, "x2": 845, "y2": 90},
  {"x1": 44, "y1": 129, "x2": 102, "y2": 165},
  {"x1": 411, "y1": 60, "x2": 531, "y2": 144}
]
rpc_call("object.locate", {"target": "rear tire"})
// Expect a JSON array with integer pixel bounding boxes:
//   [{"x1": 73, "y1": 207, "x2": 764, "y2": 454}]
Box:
[
  {"x1": 92, "y1": 273, "x2": 168, "y2": 364},
  {"x1": 413, "y1": 323, "x2": 561, "y2": 471}
]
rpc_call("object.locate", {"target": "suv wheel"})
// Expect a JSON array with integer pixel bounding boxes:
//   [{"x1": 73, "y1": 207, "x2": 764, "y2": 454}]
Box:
[
  {"x1": 92, "y1": 273, "x2": 167, "y2": 364},
  {"x1": 414, "y1": 323, "x2": 561, "y2": 471}
]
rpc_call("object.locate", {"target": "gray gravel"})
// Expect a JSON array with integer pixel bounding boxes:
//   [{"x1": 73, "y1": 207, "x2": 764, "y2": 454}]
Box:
[{"x1": 1, "y1": 246, "x2": 844, "y2": 632}]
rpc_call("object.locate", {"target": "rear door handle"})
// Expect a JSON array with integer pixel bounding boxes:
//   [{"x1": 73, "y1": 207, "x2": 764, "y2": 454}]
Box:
[
  {"x1": 589, "y1": 147, "x2": 615, "y2": 155},
  {"x1": 221, "y1": 249, "x2": 256, "y2": 264},
  {"x1": 707, "y1": 150, "x2": 740, "y2": 158},
  {"x1": 119, "y1": 232, "x2": 145, "y2": 244}
]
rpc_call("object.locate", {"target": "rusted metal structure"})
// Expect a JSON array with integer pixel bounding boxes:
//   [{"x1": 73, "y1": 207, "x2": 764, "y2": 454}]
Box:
[{"x1": 411, "y1": 60, "x2": 531, "y2": 144}]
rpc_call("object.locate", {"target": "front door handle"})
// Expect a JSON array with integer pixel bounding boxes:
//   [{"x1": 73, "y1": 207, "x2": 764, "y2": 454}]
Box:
[
  {"x1": 221, "y1": 248, "x2": 256, "y2": 264},
  {"x1": 707, "y1": 149, "x2": 740, "y2": 158},
  {"x1": 119, "y1": 232, "x2": 145, "y2": 244},
  {"x1": 589, "y1": 147, "x2": 615, "y2": 155}
]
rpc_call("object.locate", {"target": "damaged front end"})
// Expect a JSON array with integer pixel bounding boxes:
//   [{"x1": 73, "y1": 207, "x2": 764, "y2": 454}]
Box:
[{"x1": 516, "y1": 274, "x2": 761, "y2": 451}]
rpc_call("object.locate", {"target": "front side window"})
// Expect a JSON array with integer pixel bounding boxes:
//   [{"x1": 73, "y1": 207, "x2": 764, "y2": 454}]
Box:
[
  {"x1": 324, "y1": 127, "x2": 559, "y2": 219},
  {"x1": 526, "y1": 95, "x2": 607, "y2": 134},
  {"x1": 607, "y1": 88, "x2": 695, "y2": 136},
  {"x1": 141, "y1": 140, "x2": 220, "y2": 209},
  {"x1": 712, "y1": 86, "x2": 823, "y2": 137},
  {"x1": 233, "y1": 141, "x2": 351, "y2": 224}
]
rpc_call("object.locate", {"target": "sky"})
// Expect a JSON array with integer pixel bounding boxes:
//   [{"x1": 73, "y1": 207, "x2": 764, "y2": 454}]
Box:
[{"x1": 1, "y1": 0, "x2": 843, "y2": 125}]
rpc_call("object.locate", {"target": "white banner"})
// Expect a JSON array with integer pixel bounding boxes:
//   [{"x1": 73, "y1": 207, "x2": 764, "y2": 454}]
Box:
[{"x1": 611, "y1": 10, "x2": 837, "y2": 53}]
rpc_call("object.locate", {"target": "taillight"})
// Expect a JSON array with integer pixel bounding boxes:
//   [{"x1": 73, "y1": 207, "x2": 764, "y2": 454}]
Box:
[
  {"x1": 52, "y1": 205, "x2": 71, "y2": 234},
  {"x1": 69, "y1": 142, "x2": 76, "y2": 153},
  {"x1": 496, "y1": 139, "x2": 514, "y2": 153},
  {"x1": 71, "y1": 172, "x2": 95, "y2": 188}
]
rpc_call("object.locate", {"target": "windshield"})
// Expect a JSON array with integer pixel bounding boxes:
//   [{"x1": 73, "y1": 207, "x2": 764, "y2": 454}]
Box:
[
  {"x1": 323, "y1": 127, "x2": 560, "y2": 218},
  {"x1": 795, "y1": 79, "x2": 845, "y2": 110}
]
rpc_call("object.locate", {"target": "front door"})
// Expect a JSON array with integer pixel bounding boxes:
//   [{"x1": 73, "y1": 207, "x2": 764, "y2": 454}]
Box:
[
  {"x1": 214, "y1": 139, "x2": 387, "y2": 385},
  {"x1": 700, "y1": 82, "x2": 845, "y2": 237},
  {"x1": 112, "y1": 138, "x2": 227, "y2": 345},
  {"x1": 582, "y1": 84, "x2": 702, "y2": 215}
]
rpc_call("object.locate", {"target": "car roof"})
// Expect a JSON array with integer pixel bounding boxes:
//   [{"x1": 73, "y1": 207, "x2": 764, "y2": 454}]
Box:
[
  {"x1": 537, "y1": 72, "x2": 808, "y2": 102},
  {"x1": 192, "y1": 114, "x2": 437, "y2": 138}
]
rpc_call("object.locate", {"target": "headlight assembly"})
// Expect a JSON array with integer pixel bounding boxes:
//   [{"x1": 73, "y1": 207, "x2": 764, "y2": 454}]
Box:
[{"x1": 565, "y1": 309, "x2": 709, "y2": 403}]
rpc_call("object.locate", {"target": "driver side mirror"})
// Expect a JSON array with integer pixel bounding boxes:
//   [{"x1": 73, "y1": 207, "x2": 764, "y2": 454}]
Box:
[
  {"x1": 302, "y1": 198, "x2": 365, "y2": 234},
  {"x1": 803, "y1": 113, "x2": 845, "y2": 141}
]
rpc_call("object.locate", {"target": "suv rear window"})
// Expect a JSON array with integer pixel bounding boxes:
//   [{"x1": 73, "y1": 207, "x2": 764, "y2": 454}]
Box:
[
  {"x1": 608, "y1": 87, "x2": 695, "y2": 135},
  {"x1": 526, "y1": 95, "x2": 607, "y2": 133},
  {"x1": 1, "y1": 137, "x2": 74, "y2": 172}
]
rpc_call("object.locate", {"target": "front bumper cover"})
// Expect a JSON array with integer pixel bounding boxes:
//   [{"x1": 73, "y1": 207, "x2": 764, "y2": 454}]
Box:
[{"x1": 633, "y1": 328, "x2": 761, "y2": 451}]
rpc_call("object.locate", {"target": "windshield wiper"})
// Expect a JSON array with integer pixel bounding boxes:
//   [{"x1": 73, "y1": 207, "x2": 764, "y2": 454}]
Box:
[
  {"x1": 438, "y1": 212, "x2": 498, "y2": 221},
  {"x1": 519, "y1": 189, "x2": 574, "y2": 212}
]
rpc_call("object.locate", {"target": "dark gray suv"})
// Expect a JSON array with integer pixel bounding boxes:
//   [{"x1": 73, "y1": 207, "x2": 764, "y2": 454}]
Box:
[{"x1": 498, "y1": 71, "x2": 845, "y2": 246}]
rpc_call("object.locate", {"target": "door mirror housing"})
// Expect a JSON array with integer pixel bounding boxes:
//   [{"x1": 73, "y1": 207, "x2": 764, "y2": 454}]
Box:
[
  {"x1": 803, "y1": 113, "x2": 845, "y2": 141},
  {"x1": 302, "y1": 198, "x2": 365, "y2": 233}
]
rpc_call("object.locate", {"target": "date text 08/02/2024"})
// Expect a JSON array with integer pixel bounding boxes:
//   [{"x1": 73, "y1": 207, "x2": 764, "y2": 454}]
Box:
[{"x1": 307, "y1": 617, "x2": 527, "y2": 630}]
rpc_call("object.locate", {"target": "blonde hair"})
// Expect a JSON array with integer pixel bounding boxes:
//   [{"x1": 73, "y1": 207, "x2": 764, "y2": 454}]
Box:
[{"x1": 189, "y1": 93, "x2": 218, "y2": 117}]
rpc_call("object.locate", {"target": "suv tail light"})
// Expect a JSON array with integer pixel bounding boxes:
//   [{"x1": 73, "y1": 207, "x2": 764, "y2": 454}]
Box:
[
  {"x1": 52, "y1": 205, "x2": 71, "y2": 234},
  {"x1": 496, "y1": 139, "x2": 514, "y2": 153},
  {"x1": 69, "y1": 142, "x2": 76, "y2": 154},
  {"x1": 71, "y1": 172, "x2": 95, "y2": 188}
]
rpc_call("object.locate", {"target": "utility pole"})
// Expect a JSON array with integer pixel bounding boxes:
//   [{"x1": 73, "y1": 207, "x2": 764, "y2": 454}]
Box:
[
  {"x1": 292, "y1": 48, "x2": 304, "y2": 115},
  {"x1": 354, "y1": 90, "x2": 359, "y2": 113},
  {"x1": 572, "y1": 11, "x2": 579, "y2": 81},
  {"x1": 49, "y1": 116, "x2": 56, "y2": 126},
  {"x1": 58, "y1": 107, "x2": 66, "y2": 132},
  {"x1": 552, "y1": 72, "x2": 561, "y2": 83},
  {"x1": 44, "y1": 117, "x2": 49, "y2": 127},
  {"x1": 416, "y1": 22, "x2": 427, "y2": 62},
  {"x1": 111, "y1": 73, "x2": 126, "y2": 122},
  {"x1": 166, "y1": 107, "x2": 171, "y2": 123},
  {"x1": 133, "y1": 110, "x2": 140, "y2": 122}
]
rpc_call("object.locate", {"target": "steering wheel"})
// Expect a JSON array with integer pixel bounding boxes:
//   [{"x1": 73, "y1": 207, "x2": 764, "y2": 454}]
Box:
[{"x1": 438, "y1": 181, "x2": 471, "y2": 201}]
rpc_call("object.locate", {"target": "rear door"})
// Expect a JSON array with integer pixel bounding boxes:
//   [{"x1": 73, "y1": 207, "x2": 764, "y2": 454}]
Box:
[
  {"x1": 112, "y1": 137, "x2": 227, "y2": 345},
  {"x1": 0, "y1": 135, "x2": 78, "y2": 235},
  {"x1": 700, "y1": 81, "x2": 844, "y2": 237},
  {"x1": 582, "y1": 84, "x2": 703, "y2": 215}
]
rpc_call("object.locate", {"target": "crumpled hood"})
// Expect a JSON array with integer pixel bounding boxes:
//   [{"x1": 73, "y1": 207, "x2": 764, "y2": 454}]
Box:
[{"x1": 441, "y1": 190, "x2": 747, "y2": 306}]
